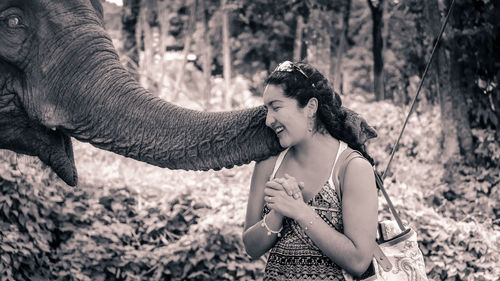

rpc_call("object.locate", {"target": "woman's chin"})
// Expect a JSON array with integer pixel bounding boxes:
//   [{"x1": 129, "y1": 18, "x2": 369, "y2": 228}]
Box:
[{"x1": 278, "y1": 137, "x2": 290, "y2": 148}]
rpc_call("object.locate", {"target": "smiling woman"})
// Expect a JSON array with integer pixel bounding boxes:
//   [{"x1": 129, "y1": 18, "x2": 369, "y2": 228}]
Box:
[{"x1": 243, "y1": 61, "x2": 379, "y2": 280}]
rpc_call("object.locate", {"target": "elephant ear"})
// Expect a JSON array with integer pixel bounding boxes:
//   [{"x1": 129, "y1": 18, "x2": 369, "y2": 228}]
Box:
[{"x1": 341, "y1": 106, "x2": 377, "y2": 147}]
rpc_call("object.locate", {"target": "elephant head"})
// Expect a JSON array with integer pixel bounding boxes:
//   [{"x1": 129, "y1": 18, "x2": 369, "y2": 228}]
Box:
[
  {"x1": 0, "y1": 0, "x2": 375, "y2": 187},
  {"x1": 0, "y1": 0, "x2": 283, "y2": 186}
]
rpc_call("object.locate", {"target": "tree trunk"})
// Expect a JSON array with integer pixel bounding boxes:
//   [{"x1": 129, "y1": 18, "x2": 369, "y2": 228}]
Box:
[
  {"x1": 367, "y1": 0, "x2": 385, "y2": 100},
  {"x1": 222, "y1": 0, "x2": 232, "y2": 109},
  {"x1": 305, "y1": 6, "x2": 331, "y2": 79},
  {"x1": 293, "y1": 15, "x2": 304, "y2": 62},
  {"x1": 121, "y1": 0, "x2": 141, "y2": 81},
  {"x1": 449, "y1": 52, "x2": 475, "y2": 164},
  {"x1": 333, "y1": 0, "x2": 351, "y2": 94},
  {"x1": 449, "y1": 51, "x2": 475, "y2": 164},
  {"x1": 173, "y1": 1, "x2": 197, "y2": 102},
  {"x1": 200, "y1": 0, "x2": 212, "y2": 108},
  {"x1": 494, "y1": 71, "x2": 500, "y2": 141},
  {"x1": 137, "y1": 0, "x2": 159, "y2": 93},
  {"x1": 494, "y1": 1, "x2": 500, "y2": 141},
  {"x1": 157, "y1": 0, "x2": 170, "y2": 99},
  {"x1": 381, "y1": 0, "x2": 391, "y2": 100},
  {"x1": 448, "y1": 0, "x2": 475, "y2": 164}
]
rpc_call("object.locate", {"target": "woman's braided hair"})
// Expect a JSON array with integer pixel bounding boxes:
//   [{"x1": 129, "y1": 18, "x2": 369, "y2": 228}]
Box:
[{"x1": 265, "y1": 61, "x2": 374, "y2": 164}]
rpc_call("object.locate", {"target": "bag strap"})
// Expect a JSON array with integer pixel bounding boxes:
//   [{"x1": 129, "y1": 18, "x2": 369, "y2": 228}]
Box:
[{"x1": 374, "y1": 170, "x2": 405, "y2": 231}]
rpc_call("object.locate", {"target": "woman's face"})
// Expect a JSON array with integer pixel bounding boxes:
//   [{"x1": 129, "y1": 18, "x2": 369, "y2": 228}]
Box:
[{"x1": 263, "y1": 84, "x2": 309, "y2": 148}]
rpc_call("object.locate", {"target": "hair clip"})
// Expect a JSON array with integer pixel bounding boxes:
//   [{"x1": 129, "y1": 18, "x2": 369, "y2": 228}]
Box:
[{"x1": 273, "y1": 61, "x2": 315, "y2": 88}]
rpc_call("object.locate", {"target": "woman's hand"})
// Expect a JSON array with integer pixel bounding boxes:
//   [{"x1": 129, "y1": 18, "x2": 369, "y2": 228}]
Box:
[
  {"x1": 264, "y1": 174, "x2": 307, "y2": 219},
  {"x1": 279, "y1": 174, "x2": 305, "y2": 199}
]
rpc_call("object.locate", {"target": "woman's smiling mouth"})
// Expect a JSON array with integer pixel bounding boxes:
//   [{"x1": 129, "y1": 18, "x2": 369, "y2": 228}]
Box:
[{"x1": 274, "y1": 126, "x2": 285, "y2": 135}]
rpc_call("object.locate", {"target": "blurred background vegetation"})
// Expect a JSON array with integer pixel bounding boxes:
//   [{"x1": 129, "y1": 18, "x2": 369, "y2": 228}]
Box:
[{"x1": 0, "y1": 0, "x2": 498, "y2": 280}]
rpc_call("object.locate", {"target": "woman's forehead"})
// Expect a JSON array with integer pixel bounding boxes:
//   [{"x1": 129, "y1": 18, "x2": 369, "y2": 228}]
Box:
[{"x1": 263, "y1": 84, "x2": 286, "y2": 103}]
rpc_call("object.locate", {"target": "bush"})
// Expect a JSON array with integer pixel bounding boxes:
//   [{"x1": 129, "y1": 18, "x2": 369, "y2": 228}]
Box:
[
  {"x1": 0, "y1": 153, "x2": 69, "y2": 281},
  {"x1": 0, "y1": 151, "x2": 266, "y2": 280}
]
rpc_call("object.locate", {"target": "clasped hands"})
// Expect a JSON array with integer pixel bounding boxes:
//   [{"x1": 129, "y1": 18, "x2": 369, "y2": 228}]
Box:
[{"x1": 264, "y1": 174, "x2": 307, "y2": 219}]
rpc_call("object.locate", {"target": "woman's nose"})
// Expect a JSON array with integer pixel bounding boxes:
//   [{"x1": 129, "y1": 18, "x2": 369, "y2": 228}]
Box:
[{"x1": 265, "y1": 112, "x2": 274, "y2": 128}]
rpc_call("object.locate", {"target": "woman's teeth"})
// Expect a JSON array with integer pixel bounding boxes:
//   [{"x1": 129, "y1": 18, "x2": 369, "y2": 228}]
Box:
[{"x1": 275, "y1": 127, "x2": 284, "y2": 134}]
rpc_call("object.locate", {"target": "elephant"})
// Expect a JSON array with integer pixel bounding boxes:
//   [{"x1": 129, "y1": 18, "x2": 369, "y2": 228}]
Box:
[{"x1": 0, "y1": 0, "x2": 376, "y2": 187}]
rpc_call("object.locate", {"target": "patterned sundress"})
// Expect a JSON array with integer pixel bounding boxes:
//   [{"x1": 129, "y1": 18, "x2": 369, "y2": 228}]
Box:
[{"x1": 263, "y1": 141, "x2": 348, "y2": 281}]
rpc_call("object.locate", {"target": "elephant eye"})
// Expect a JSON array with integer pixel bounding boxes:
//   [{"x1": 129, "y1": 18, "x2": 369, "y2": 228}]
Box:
[{"x1": 7, "y1": 15, "x2": 22, "y2": 28}]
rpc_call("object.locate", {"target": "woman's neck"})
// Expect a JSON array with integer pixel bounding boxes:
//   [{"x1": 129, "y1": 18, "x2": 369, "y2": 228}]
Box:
[{"x1": 290, "y1": 133, "x2": 339, "y2": 166}]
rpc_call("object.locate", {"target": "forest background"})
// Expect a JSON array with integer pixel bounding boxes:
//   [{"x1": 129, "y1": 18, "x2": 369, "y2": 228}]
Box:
[{"x1": 0, "y1": 0, "x2": 498, "y2": 280}]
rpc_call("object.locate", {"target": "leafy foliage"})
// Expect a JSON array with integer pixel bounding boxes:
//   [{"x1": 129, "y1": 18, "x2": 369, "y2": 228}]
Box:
[{"x1": 0, "y1": 150, "x2": 265, "y2": 280}]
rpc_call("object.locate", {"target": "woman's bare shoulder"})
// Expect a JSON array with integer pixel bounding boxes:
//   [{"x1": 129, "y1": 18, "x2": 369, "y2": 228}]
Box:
[
  {"x1": 343, "y1": 156, "x2": 376, "y2": 193},
  {"x1": 345, "y1": 156, "x2": 373, "y2": 173},
  {"x1": 255, "y1": 155, "x2": 278, "y2": 173},
  {"x1": 252, "y1": 155, "x2": 279, "y2": 182}
]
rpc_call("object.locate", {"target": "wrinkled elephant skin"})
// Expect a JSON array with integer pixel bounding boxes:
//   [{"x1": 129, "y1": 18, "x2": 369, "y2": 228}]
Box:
[
  {"x1": 0, "y1": 64, "x2": 77, "y2": 184},
  {"x1": 0, "y1": 0, "x2": 282, "y2": 186}
]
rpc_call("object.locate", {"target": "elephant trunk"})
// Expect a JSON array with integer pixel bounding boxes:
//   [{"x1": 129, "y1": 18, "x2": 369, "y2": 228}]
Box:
[{"x1": 53, "y1": 36, "x2": 281, "y2": 170}]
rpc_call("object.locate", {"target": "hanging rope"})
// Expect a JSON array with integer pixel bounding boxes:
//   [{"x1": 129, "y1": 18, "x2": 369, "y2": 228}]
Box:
[{"x1": 381, "y1": 0, "x2": 456, "y2": 180}]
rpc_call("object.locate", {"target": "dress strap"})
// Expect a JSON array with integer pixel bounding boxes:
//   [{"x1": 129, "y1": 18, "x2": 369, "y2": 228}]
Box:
[
  {"x1": 269, "y1": 147, "x2": 290, "y2": 180},
  {"x1": 329, "y1": 141, "x2": 348, "y2": 184}
]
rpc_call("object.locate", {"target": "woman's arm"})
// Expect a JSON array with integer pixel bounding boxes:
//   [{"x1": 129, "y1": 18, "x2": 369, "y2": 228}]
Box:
[
  {"x1": 242, "y1": 157, "x2": 284, "y2": 259},
  {"x1": 293, "y1": 158, "x2": 378, "y2": 276}
]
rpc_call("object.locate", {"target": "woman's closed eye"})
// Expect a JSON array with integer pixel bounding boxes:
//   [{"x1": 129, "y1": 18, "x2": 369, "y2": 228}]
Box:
[{"x1": 265, "y1": 105, "x2": 281, "y2": 112}]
